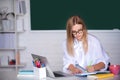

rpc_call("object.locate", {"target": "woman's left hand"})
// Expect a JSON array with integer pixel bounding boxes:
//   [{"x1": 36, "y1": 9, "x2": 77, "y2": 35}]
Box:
[{"x1": 86, "y1": 65, "x2": 95, "y2": 72}]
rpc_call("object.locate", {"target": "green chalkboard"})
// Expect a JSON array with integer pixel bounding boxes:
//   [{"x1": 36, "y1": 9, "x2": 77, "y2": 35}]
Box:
[{"x1": 30, "y1": 0, "x2": 120, "y2": 30}]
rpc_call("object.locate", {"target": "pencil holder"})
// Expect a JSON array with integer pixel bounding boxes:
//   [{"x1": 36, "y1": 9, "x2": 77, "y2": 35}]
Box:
[{"x1": 34, "y1": 67, "x2": 46, "y2": 79}]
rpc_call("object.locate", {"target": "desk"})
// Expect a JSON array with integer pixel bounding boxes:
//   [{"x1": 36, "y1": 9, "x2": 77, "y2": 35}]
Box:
[{"x1": 0, "y1": 70, "x2": 120, "y2": 80}]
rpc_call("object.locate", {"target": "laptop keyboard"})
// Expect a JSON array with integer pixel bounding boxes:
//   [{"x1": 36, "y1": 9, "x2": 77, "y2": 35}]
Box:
[{"x1": 53, "y1": 72, "x2": 65, "y2": 77}]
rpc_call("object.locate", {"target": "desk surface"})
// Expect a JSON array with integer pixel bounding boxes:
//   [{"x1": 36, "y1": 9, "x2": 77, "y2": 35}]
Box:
[{"x1": 0, "y1": 70, "x2": 120, "y2": 80}]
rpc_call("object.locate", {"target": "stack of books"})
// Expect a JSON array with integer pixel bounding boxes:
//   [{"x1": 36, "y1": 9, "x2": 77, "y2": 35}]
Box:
[{"x1": 17, "y1": 70, "x2": 34, "y2": 77}]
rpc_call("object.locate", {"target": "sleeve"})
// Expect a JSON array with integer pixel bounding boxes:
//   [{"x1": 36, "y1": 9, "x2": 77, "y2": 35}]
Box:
[
  {"x1": 62, "y1": 40, "x2": 75, "y2": 73},
  {"x1": 93, "y1": 38, "x2": 110, "y2": 71}
]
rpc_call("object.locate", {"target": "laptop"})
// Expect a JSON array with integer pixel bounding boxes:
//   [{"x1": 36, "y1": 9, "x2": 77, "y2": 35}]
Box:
[{"x1": 31, "y1": 54, "x2": 71, "y2": 78}]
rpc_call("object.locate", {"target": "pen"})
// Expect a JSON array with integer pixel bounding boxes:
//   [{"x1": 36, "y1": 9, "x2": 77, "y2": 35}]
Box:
[
  {"x1": 34, "y1": 58, "x2": 41, "y2": 68},
  {"x1": 32, "y1": 60, "x2": 36, "y2": 67},
  {"x1": 75, "y1": 64, "x2": 87, "y2": 72},
  {"x1": 88, "y1": 60, "x2": 93, "y2": 67}
]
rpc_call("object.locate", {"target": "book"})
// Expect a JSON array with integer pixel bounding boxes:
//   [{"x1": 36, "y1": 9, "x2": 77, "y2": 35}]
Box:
[
  {"x1": 75, "y1": 64, "x2": 111, "y2": 77},
  {"x1": 16, "y1": 0, "x2": 26, "y2": 14},
  {"x1": 16, "y1": 19, "x2": 24, "y2": 31},
  {"x1": 19, "y1": 0, "x2": 26, "y2": 14},
  {"x1": 0, "y1": 33, "x2": 15, "y2": 49},
  {"x1": 87, "y1": 73, "x2": 114, "y2": 80},
  {"x1": 17, "y1": 70, "x2": 34, "y2": 78},
  {"x1": 18, "y1": 70, "x2": 34, "y2": 75},
  {"x1": 0, "y1": 56, "x2": 9, "y2": 66}
]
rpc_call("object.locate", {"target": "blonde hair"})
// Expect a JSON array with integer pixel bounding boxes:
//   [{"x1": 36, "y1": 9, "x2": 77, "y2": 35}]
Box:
[{"x1": 66, "y1": 15, "x2": 88, "y2": 56}]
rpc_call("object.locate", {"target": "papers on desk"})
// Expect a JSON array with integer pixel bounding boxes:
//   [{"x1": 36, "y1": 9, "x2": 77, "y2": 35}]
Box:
[
  {"x1": 75, "y1": 64, "x2": 110, "y2": 77},
  {"x1": 75, "y1": 71, "x2": 110, "y2": 77}
]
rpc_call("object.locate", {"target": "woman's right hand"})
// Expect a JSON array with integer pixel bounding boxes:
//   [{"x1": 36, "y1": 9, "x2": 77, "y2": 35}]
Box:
[{"x1": 68, "y1": 64, "x2": 82, "y2": 74}]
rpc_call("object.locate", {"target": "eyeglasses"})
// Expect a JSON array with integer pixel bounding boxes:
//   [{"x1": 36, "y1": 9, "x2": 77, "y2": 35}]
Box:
[{"x1": 72, "y1": 29, "x2": 83, "y2": 36}]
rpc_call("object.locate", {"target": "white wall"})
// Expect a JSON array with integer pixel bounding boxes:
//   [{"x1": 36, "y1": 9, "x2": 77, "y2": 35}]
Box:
[
  {"x1": 20, "y1": 30, "x2": 120, "y2": 71},
  {"x1": 1, "y1": 0, "x2": 120, "y2": 71}
]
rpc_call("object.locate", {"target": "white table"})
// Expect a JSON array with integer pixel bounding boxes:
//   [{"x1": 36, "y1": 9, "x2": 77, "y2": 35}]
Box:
[{"x1": 0, "y1": 70, "x2": 120, "y2": 80}]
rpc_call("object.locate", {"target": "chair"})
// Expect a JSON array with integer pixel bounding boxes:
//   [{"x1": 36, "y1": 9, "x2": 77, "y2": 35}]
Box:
[{"x1": 107, "y1": 62, "x2": 110, "y2": 71}]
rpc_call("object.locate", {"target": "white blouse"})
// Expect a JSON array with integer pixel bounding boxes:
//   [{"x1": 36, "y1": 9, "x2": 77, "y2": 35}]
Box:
[{"x1": 63, "y1": 34, "x2": 110, "y2": 73}]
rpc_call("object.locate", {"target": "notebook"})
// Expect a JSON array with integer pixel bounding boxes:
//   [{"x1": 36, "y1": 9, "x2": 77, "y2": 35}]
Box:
[
  {"x1": 75, "y1": 64, "x2": 110, "y2": 77},
  {"x1": 31, "y1": 54, "x2": 71, "y2": 78}
]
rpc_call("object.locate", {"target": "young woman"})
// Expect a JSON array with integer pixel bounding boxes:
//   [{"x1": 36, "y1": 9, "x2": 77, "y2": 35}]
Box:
[{"x1": 63, "y1": 15, "x2": 109, "y2": 74}]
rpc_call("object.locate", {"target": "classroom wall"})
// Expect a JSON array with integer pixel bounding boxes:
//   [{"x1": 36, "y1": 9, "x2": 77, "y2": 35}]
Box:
[
  {"x1": 20, "y1": 30, "x2": 120, "y2": 71},
  {"x1": 1, "y1": 0, "x2": 120, "y2": 71}
]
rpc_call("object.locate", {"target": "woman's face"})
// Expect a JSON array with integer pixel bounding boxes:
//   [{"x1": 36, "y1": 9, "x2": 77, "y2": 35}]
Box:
[{"x1": 72, "y1": 24, "x2": 83, "y2": 41}]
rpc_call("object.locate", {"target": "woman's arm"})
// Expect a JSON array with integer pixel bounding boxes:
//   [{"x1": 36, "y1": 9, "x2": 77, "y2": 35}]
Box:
[
  {"x1": 87, "y1": 35, "x2": 110, "y2": 72},
  {"x1": 68, "y1": 64, "x2": 82, "y2": 74},
  {"x1": 86, "y1": 62, "x2": 105, "y2": 72}
]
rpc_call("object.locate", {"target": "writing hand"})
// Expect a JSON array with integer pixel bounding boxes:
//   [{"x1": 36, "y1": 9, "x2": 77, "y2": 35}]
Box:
[
  {"x1": 68, "y1": 64, "x2": 82, "y2": 74},
  {"x1": 86, "y1": 66, "x2": 95, "y2": 72},
  {"x1": 71, "y1": 67, "x2": 82, "y2": 74}
]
